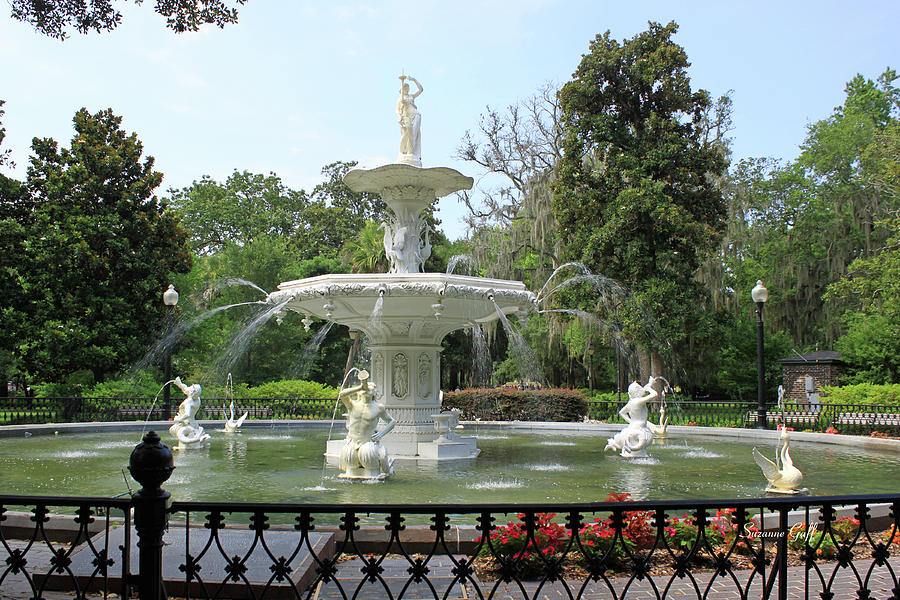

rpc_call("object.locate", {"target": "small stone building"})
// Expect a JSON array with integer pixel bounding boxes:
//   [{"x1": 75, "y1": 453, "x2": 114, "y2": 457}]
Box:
[{"x1": 777, "y1": 351, "x2": 845, "y2": 405}]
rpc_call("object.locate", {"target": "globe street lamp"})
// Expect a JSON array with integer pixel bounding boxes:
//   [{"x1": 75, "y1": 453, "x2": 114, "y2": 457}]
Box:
[
  {"x1": 751, "y1": 280, "x2": 769, "y2": 429},
  {"x1": 162, "y1": 284, "x2": 179, "y2": 420}
]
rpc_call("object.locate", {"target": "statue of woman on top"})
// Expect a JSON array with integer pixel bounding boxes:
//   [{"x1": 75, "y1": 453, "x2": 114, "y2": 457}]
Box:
[{"x1": 397, "y1": 75, "x2": 423, "y2": 166}]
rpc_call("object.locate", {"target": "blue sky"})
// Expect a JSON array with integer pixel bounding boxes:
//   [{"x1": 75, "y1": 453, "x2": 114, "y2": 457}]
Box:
[{"x1": 1, "y1": 0, "x2": 897, "y2": 240}]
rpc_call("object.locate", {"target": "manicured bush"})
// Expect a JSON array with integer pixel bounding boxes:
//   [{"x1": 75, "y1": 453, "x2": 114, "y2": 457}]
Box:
[
  {"x1": 84, "y1": 369, "x2": 165, "y2": 399},
  {"x1": 33, "y1": 369, "x2": 95, "y2": 397},
  {"x1": 236, "y1": 379, "x2": 339, "y2": 399},
  {"x1": 442, "y1": 387, "x2": 588, "y2": 422},
  {"x1": 819, "y1": 383, "x2": 900, "y2": 405}
]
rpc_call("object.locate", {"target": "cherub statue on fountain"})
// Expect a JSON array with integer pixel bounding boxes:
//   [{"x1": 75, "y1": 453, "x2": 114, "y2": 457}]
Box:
[
  {"x1": 604, "y1": 377, "x2": 663, "y2": 458},
  {"x1": 338, "y1": 369, "x2": 397, "y2": 479},
  {"x1": 169, "y1": 376, "x2": 211, "y2": 450}
]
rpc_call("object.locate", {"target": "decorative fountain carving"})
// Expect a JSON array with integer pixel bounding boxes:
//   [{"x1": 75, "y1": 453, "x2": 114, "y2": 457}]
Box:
[
  {"x1": 223, "y1": 401, "x2": 248, "y2": 433},
  {"x1": 267, "y1": 76, "x2": 536, "y2": 461},
  {"x1": 337, "y1": 370, "x2": 397, "y2": 479},
  {"x1": 168, "y1": 377, "x2": 211, "y2": 450},
  {"x1": 604, "y1": 378, "x2": 665, "y2": 458},
  {"x1": 753, "y1": 426, "x2": 805, "y2": 494}
]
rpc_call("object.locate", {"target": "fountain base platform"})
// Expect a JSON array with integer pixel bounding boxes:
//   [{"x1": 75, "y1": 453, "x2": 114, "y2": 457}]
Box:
[{"x1": 326, "y1": 435, "x2": 480, "y2": 462}]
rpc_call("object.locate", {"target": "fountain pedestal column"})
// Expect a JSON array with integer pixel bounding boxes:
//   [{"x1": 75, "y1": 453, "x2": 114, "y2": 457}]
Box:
[{"x1": 325, "y1": 340, "x2": 479, "y2": 460}]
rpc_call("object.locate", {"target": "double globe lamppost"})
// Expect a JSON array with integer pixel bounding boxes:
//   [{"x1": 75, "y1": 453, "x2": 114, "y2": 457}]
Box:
[{"x1": 751, "y1": 280, "x2": 769, "y2": 429}]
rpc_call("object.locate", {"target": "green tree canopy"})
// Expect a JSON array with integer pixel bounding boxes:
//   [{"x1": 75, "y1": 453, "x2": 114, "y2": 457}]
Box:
[
  {"x1": 553, "y1": 21, "x2": 728, "y2": 362},
  {"x1": 292, "y1": 161, "x2": 389, "y2": 261},
  {"x1": 826, "y1": 213, "x2": 900, "y2": 383},
  {"x1": 10, "y1": 0, "x2": 247, "y2": 39},
  {"x1": 168, "y1": 170, "x2": 311, "y2": 256},
  {"x1": 706, "y1": 69, "x2": 899, "y2": 348},
  {"x1": 16, "y1": 108, "x2": 192, "y2": 383}
]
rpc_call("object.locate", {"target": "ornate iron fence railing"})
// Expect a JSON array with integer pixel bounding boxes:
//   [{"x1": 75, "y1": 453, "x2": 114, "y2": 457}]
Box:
[
  {"x1": 0, "y1": 396, "x2": 335, "y2": 425},
  {"x1": 3, "y1": 396, "x2": 900, "y2": 434},
  {"x1": 588, "y1": 399, "x2": 900, "y2": 435},
  {"x1": 0, "y1": 495, "x2": 133, "y2": 599},
  {"x1": 2, "y1": 491, "x2": 898, "y2": 600}
]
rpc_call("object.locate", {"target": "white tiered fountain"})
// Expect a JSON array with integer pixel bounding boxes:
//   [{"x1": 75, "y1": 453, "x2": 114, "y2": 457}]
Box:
[{"x1": 266, "y1": 75, "x2": 535, "y2": 461}]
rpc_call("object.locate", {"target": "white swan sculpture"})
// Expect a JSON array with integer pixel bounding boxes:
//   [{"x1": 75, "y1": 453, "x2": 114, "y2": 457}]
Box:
[
  {"x1": 752, "y1": 426, "x2": 804, "y2": 494},
  {"x1": 224, "y1": 401, "x2": 248, "y2": 433},
  {"x1": 649, "y1": 404, "x2": 669, "y2": 437}
]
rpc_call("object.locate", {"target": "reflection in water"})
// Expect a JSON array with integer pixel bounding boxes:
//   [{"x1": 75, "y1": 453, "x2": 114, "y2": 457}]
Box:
[
  {"x1": 620, "y1": 469, "x2": 652, "y2": 501},
  {"x1": 222, "y1": 438, "x2": 248, "y2": 462},
  {"x1": 466, "y1": 478, "x2": 523, "y2": 490}
]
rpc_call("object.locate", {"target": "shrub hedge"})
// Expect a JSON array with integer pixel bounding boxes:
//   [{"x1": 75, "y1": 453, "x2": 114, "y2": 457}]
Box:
[
  {"x1": 442, "y1": 387, "x2": 588, "y2": 422},
  {"x1": 820, "y1": 383, "x2": 900, "y2": 405},
  {"x1": 232, "y1": 379, "x2": 339, "y2": 400}
]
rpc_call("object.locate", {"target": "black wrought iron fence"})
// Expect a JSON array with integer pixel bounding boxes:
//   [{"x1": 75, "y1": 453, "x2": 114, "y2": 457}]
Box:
[
  {"x1": 3, "y1": 490, "x2": 899, "y2": 599},
  {"x1": 588, "y1": 399, "x2": 900, "y2": 435},
  {"x1": 0, "y1": 495, "x2": 133, "y2": 598},
  {"x1": 3, "y1": 396, "x2": 899, "y2": 435},
  {"x1": 0, "y1": 396, "x2": 335, "y2": 425}
]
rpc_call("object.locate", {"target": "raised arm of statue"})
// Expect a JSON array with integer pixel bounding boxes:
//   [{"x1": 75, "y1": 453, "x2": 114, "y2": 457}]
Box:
[
  {"x1": 407, "y1": 76, "x2": 423, "y2": 99},
  {"x1": 642, "y1": 377, "x2": 660, "y2": 402},
  {"x1": 339, "y1": 381, "x2": 361, "y2": 409},
  {"x1": 173, "y1": 376, "x2": 189, "y2": 396}
]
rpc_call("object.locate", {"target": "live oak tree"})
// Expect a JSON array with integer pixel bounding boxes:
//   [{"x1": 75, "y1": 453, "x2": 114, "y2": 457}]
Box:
[
  {"x1": 9, "y1": 0, "x2": 246, "y2": 39},
  {"x1": 456, "y1": 83, "x2": 565, "y2": 287},
  {"x1": 17, "y1": 108, "x2": 192, "y2": 383},
  {"x1": 825, "y1": 118, "x2": 900, "y2": 383},
  {"x1": 713, "y1": 70, "x2": 899, "y2": 349},
  {"x1": 553, "y1": 21, "x2": 729, "y2": 376}
]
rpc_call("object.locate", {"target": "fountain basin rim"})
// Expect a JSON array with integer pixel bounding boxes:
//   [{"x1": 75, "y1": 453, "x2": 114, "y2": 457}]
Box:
[
  {"x1": 275, "y1": 272, "x2": 531, "y2": 294},
  {"x1": 344, "y1": 164, "x2": 474, "y2": 198},
  {"x1": 5, "y1": 421, "x2": 899, "y2": 453},
  {"x1": 271, "y1": 273, "x2": 536, "y2": 339}
]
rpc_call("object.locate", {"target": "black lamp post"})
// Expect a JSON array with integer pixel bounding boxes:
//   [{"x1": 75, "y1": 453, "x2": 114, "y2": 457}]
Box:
[
  {"x1": 615, "y1": 340, "x2": 622, "y2": 402},
  {"x1": 751, "y1": 280, "x2": 769, "y2": 429},
  {"x1": 587, "y1": 342, "x2": 595, "y2": 396},
  {"x1": 162, "y1": 284, "x2": 179, "y2": 421}
]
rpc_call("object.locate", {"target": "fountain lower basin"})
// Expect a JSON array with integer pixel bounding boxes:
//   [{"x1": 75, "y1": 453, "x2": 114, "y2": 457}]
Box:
[{"x1": 2, "y1": 423, "x2": 899, "y2": 507}]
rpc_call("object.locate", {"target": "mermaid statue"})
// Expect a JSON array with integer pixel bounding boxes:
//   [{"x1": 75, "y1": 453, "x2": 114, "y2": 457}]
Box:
[
  {"x1": 168, "y1": 376, "x2": 211, "y2": 450},
  {"x1": 604, "y1": 377, "x2": 664, "y2": 458}
]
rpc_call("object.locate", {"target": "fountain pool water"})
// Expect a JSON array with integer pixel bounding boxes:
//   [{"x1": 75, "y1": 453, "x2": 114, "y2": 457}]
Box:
[{"x1": 2, "y1": 426, "x2": 898, "y2": 505}]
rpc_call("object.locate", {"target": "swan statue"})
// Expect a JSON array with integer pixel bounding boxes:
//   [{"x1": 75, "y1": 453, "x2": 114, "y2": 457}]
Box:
[
  {"x1": 649, "y1": 403, "x2": 669, "y2": 437},
  {"x1": 223, "y1": 400, "x2": 248, "y2": 433},
  {"x1": 752, "y1": 426, "x2": 804, "y2": 494}
]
